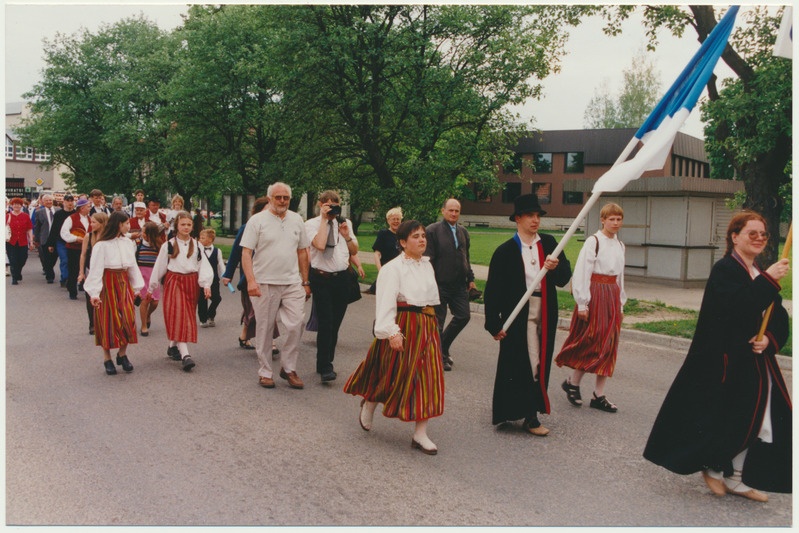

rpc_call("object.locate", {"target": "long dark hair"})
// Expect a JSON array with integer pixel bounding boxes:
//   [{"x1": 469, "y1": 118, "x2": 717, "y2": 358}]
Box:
[
  {"x1": 97, "y1": 211, "x2": 129, "y2": 242},
  {"x1": 171, "y1": 211, "x2": 195, "y2": 258},
  {"x1": 142, "y1": 221, "x2": 164, "y2": 250},
  {"x1": 725, "y1": 210, "x2": 767, "y2": 256}
]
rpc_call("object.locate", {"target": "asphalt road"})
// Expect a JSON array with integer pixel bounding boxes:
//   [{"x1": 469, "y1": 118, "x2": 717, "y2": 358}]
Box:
[{"x1": 5, "y1": 275, "x2": 792, "y2": 527}]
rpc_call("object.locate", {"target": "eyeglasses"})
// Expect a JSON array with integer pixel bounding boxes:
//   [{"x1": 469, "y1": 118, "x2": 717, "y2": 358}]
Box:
[
  {"x1": 272, "y1": 195, "x2": 290, "y2": 201},
  {"x1": 745, "y1": 230, "x2": 769, "y2": 240}
]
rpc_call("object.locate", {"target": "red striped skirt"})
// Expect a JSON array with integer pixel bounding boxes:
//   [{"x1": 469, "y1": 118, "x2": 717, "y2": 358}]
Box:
[
  {"x1": 94, "y1": 269, "x2": 138, "y2": 350},
  {"x1": 555, "y1": 273, "x2": 622, "y2": 377},
  {"x1": 344, "y1": 305, "x2": 445, "y2": 421},
  {"x1": 163, "y1": 271, "x2": 199, "y2": 343}
]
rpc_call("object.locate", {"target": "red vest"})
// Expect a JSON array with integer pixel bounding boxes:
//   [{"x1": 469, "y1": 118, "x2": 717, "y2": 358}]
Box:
[{"x1": 65, "y1": 211, "x2": 92, "y2": 250}]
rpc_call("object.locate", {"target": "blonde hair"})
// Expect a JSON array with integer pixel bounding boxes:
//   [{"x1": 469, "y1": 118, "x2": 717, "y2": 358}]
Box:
[
  {"x1": 171, "y1": 193, "x2": 184, "y2": 209},
  {"x1": 385, "y1": 207, "x2": 403, "y2": 220},
  {"x1": 200, "y1": 228, "x2": 216, "y2": 240},
  {"x1": 89, "y1": 212, "x2": 109, "y2": 246},
  {"x1": 600, "y1": 203, "x2": 624, "y2": 220},
  {"x1": 170, "y1": 211, "x2": 195, "y2": 258}
]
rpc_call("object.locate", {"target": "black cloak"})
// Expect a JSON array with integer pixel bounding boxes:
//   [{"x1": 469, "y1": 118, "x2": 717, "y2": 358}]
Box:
[
  {"x1": 484, "y1": 233, "x2": 572, "y2": 424},
  {"x1": 643, "y1": 253, "x2": 791, "y2": 493}
]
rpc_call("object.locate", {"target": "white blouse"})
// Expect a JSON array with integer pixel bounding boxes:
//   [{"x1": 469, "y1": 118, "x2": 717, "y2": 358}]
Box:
[
  {"x1": 83, "y1": 237, "x2": 145, "y2": 298},
  {"x1": 572, "y1": 230, "x2": 626, "y2": 312},
  {"x1": 148, "y1": 237, "x2": 214, "y2": 293},
  {"x1": 373, "y1": 252, "x2": 440, "y2": 339},
  {"x1": 60, "y1": 213, "x2": 90, "y2": 243}
]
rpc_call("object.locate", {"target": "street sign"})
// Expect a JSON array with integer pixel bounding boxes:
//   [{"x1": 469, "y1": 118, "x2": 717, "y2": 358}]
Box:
[{"x1": 35, "y1": 178, "x2": 44, "y2": 186}]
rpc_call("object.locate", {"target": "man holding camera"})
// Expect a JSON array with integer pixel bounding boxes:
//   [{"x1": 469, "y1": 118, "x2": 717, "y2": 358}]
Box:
[{"x1": 305, "y1": 190, "x2": 359, "y2": 383}]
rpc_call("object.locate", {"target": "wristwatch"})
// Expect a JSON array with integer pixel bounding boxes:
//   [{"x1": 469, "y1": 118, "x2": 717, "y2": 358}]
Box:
[{"x1": 301, "y1": 281, "x2": 311, "y2": 286}]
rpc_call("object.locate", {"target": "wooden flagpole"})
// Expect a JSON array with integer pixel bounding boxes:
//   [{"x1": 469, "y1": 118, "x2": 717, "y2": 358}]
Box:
[{"x1": 755, "y1": 223, "x2": 792, "y2": 341}]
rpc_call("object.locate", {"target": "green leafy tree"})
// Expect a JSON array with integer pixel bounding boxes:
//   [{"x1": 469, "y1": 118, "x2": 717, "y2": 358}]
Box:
[
  {"x1": 598, "y1": 5, "x2": 791, "y2": 265},
  {"x1": 17, "y1": 16, "x2": 177, "y2": 197},
  {"x1": 584, "y1": 49, "x2": 662, "y2": 128},
  {"x1": 268, "y1": 4, "x2": 582, "y2": 223}
]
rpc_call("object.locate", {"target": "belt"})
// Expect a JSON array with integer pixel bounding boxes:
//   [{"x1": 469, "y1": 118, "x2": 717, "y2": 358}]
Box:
[
  {"x1": 591, "y1": 274, "x2": 618, "y2": 284},
  {"x1": 531, "y1": 291, "x2": 542, "y2": 297},
  {"x1": 311, "y1": 268, "x2": 346, "y2": 278},
  {"x1": 396, "y1": 303, "x2": 437, "y2": 317}
]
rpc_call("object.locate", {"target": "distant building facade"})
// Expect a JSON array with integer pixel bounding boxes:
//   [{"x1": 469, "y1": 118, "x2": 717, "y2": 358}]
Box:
[
  {"x1": 460, "y1": 128, "x2": 711, "y2": 229},
  {"x1": 6, "y1": 102, "x2": 69, "y2": 200}
]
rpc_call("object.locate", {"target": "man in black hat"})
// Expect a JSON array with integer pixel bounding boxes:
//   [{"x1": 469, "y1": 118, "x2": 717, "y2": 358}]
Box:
[
  {"x1": 45, "y1": 194, "x2": 75, "y2": 287},
  {"x1": 146, "y1": 196, "x2": 168, "y2": 234},
  {"x1": 484, "y1": 193, "x2": 571, "y2": 437}
]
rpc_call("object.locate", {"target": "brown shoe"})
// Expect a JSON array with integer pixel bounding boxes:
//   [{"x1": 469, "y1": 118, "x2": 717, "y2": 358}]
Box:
[
  {"x1": 258, "y1": 376, "x2": 275, "y2": 388},
  {"x1": 702, "y1": 470, "x2": 726, "y2": 496},
  {"x1": 523, "y1": 421, "x2": 550, "y2": 437},
  {"x1": 279, "y1": 369, "x2": 304, "y2": 389},
  {"x1": 725, "y1": 477, "x2": 768, "y2": 502}
]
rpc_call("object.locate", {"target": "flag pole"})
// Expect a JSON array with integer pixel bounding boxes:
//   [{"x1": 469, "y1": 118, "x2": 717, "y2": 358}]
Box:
[
  {"x1": 755, "y1": 223, "x2": 792, "y2": 341},
  {"x1": 501, "y1": 192, "x2": 602, "y2": 332}
]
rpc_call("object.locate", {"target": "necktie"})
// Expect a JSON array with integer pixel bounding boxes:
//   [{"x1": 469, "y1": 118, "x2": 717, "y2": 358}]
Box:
[
  {"x1": 451, "y1": 225, "x2": 459, "y2": 248},
  {"x1": 46, "y1": 208, "x2": 52, "y2": 227},
  {"x1": 326, "y1": 220, "x2": 336, "y2": 248}
]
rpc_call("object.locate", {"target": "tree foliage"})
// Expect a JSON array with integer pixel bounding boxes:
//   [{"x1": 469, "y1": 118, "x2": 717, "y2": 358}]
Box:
[{"x1": 584, "y1": 49, "x2": 662, "y2": 129}]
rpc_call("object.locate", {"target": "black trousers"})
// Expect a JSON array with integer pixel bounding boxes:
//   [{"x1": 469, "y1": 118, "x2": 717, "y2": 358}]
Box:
[
  {"x1": 6, "y1": 243, "x2": 28, "y2": 282},
  {"x1": 309, "y1": 269, "x2": 350, "y2": 375},
  {"x1": 435, "y1": 282, "x2": 471, "y2": 358},
  {"x1": 197, "y1": 281, "x2": 222, "y2": 322},
  {"x1": 38, "y1": 245, "x2": 58, "y2": 282},
  {"x1": 66, "y1": 247, "x2": 81, "y2": 298}
]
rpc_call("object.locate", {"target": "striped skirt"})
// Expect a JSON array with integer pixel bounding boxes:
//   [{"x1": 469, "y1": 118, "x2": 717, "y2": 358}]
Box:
[
  {"x1": 555, "y1": 274, "x2": 622, "y2": 377},
  {"x1": 163, "y1": 271, "x2": 199, "y2": 343},
  {"x1": 94, "y1": 269, "x2": 138, "y2": 350},
  {"x1": 343, "y1": 306, "x2": 445, "y2": 422}
]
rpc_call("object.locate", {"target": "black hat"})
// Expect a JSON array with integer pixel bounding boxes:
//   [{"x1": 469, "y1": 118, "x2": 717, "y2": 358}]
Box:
[{"x1": 509, "y1": 193, "x2": 547, "y2": 221}]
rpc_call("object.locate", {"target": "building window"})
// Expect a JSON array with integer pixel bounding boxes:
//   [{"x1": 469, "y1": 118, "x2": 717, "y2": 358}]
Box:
[
  {"x1": 502, "y1": 153, "x2": 523, "y2": 175},
  {"x1": 564, "y1": 152, "x2": 584, "y2": 173},
  {"x1": 17, "y1": 146, "x2": 33, "y2": 161},
  {"x1": 5, "y1": 139, "x2": 14, "y2": 160},
  {"x1": 502, "y1": 182, "x2": 521, "y2": 203},
  {"x1": 532, "y1": 152, "x2": 552, "y2": 173},
  {"x1": 562, "y1": 191, "x2": 583, "y2": 205},
  {"x1": 34, "y1": 150, "x2": 50, "y2": 162},
  {"x1": 472, "y1": 183, "x2": 492, "y2": 203},
  {"x1": 533, "y1": 182, "x2": 551, "y2": 204}
]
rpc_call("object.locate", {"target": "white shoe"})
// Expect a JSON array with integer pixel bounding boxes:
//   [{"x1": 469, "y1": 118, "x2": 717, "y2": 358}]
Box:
[
  {"x1": 200, "y1": 322, "x2": 208, "y2": 328},
  {"x1": 208, "y1": 319, "x2": 215, "y2": 327}
]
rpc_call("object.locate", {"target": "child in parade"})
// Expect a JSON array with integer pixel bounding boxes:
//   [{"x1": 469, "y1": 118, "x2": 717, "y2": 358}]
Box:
[
  {"x1": 137, "y1": 221, "x2": 165, "y2": 336},
  {"x1": 148, "y1": 211, "x2": 213, "y2": 372},
  {"x1": 83, "y1": 211, "x2": 144, "y2": 375},
  {"x1": 197, "y1": 228, "x2": 225, "y2": 328},
  {"x1": 78, "y1": 212, "x2": 108, "y2": 336}
]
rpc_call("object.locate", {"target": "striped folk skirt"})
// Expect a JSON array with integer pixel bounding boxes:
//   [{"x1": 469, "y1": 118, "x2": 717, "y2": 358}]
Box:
[
  {"x1": 94, "y1": 269, "x2": 138, "y2": 350},
  {"x1": 344, "y1": 306, "x2": 445, "y2": 422},
  {"x1": 163, "y1": 271, "x2": 199, "y2": 343},
  {"x1": 555, "y1": 274, "x2": 622, "y2": 377}
]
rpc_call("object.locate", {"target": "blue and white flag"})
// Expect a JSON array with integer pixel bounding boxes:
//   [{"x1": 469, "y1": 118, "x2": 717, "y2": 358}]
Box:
[
  {"x1": 774, "y1": 6, "x2": 792, "y2": 59},
  {"x1": 593, "y1": 6, "x2": 739, "y2": 193}
]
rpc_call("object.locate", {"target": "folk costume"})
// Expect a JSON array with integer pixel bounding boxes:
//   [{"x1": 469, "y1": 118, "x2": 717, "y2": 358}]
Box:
[
  {"x1": 5, "y1": 208, "x2": 33, "y2": 284},
  {"x1": 344, "y1": 252, "x2": 445, "y2": 422},
  {"x1": 643, "y1": 252, "x2": 791, "y2": 494},
  {"x1": 61, "y1": 205, "x2": 92, "y2": 300},
  {"x1": 197, "y1": 242, "x2": 224, "y2": 325},
  {"x1": 484, "y1": 232, "x2": 571, "y2": 425},
  {"x1": 83, "y1": 236, "x2": 144, "y2": 350},
  {"x1": 149, "y1": 236, "x2": 213, "y2": 369},
  {"x1": 555, "y1": 231, "x2": 626, "y2": 376}
]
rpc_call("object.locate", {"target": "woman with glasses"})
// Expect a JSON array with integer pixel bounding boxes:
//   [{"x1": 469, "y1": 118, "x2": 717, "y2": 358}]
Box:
[{"x1": 644, "y1": 211, "x2": 791, "y2": 502}]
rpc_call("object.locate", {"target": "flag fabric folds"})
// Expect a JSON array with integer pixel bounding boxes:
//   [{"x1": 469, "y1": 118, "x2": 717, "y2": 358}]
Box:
[
  {"x1": 773, "y1": 6, "x2": 792, "y2": 59},
  {"x1": 592, "y1": 6, "x2": 740, "y2": 194}
]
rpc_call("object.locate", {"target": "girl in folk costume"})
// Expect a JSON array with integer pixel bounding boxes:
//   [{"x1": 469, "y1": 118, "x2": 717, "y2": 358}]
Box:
[
  {"x1": 555, "y1": 203, "x2": 626, "y2": 412},
  {"x1": 78, "y1": 212, "x2": 108, "y2": 336},
  {"x1": 83, "y1": 212, "x2": 144, "y2": 375},
  {"x1": 148, "y1": 211, "x2": 213, "y2": 372},
  {"x1": 344, "y1": 220, "x2": 445, "y2": 455},
  {"x1": 137, "y1": 221, "x2": 165, "y2": 336}
]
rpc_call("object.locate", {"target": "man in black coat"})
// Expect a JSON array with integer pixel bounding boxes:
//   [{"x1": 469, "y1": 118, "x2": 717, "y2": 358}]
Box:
[
  {"x1": 32, "y1": 193, "x2": 58, "y2": 283},
  {"x1": 484, "y1": 194, "x2": 571, "y2": 436},
  {"x1": 425, "y1": 198, "x2": 477, "y2": 371},
  {"x1": 44, "y1": 194, "x2": 75, "y2": 287}
]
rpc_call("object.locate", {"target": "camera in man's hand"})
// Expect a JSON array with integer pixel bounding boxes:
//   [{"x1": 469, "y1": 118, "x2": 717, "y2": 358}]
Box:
[{"x1": 327, "y1": 204, "x2": 342, "y2": 218}]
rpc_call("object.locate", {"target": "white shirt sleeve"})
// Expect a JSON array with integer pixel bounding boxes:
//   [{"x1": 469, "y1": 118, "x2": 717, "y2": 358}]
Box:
[
  {"x1": 571, "y1": 236, "x2": 597, "y2": 311},
  {"x1": 60, "y1": 216, "x2": 76, "y2": 243},
  {"x1": 373, "y1": 264, "x2": 401, "y2": 339},
  {"x1": 82, "y1": 241, "x2": 106, "y2": 298},
  {"x1": 197, "y1": 249, "x2": 214, "y2": 289},
  {"x1": 148, "y1": 241, "x2": 170, "y2": 294},
  {"x1": 215, "y1": 248, "x2": 225, "y2": 277}
]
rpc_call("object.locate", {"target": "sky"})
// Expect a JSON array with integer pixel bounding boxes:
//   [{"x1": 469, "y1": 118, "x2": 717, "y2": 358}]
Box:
[{"x1": 2, "y1": 2, "x2": 752, "y2": 139}]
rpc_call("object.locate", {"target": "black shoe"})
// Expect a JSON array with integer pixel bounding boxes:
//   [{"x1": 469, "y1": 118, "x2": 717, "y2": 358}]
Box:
[
  {"x1": 11, "y1": 280, "x2": 18, "y2": 285},
  {"x1": 69, "y1": 294, "x2": 78, "y2": 300},
  {"x1": 104, "y1": 360, "x2": 117, "y2": 375},
  {"x1": 167, "y1": 346, "x2": 181, "y2": 361},
  {"x1": 118, "y1": 355, "x2": 133, "y2": 372},
  {"x1": 181, "y1": 356, "x2": 196, "y2": 372},
  {"x1": 60, "y1": 281, "x2": 66, "y2": 288},
  {"x1": 321, "y1": 371, "x2": 337, "y2": 382},
  {"x1": 443, "y1": 356, "x2": 453, "y2": 371},
  {"x1": 561, "y1": 379, "x2": 583, "y2": 406},
  {"x1": 589, "y1": 393, "x2": 617, "y2": 413},
  {"x1": 89, "y1": 326, "x2": 94, "y2": 335},
  {"x1": 47, "y1": 279, "x2": 54, "y2": 284}
]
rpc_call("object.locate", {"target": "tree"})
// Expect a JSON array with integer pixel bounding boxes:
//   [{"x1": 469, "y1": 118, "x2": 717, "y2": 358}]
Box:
[
  {"x1": 18, "y1": 17, "x2": 177, "y2": 197},
  {"x1": 584, "y1": 49, "x2": 662, "y2": 128},
  {"x1": 267, "y1": 5, "x2": 583, "y2": 223},
  {"x1": 599, "y1": 5, "x2": 791, "y2": 266}
]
